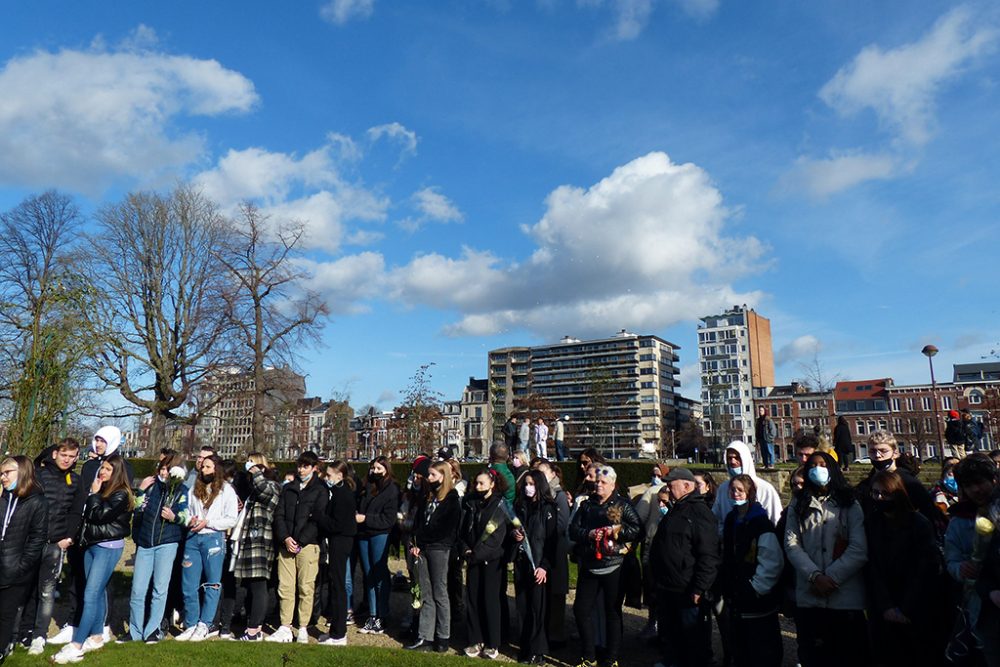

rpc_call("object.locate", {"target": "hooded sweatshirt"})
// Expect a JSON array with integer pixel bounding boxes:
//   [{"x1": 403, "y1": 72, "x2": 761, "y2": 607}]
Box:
[
  {"x1": 81, "y1": 425, "x2": 134, "y2": 487},
  {"x1": 712, "y1": 441, "x2": 782, "y2": 533}
]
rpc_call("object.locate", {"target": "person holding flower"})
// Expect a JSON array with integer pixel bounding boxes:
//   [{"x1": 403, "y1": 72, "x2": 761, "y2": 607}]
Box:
[
  {"x1": 513, "y1": 469, "x2": 558, "y2": 666},
  {"x1": 460, "y1": 468, "x2": 509, "y2": 659},
  {"x1": 126, "y1": 454, "x2": 189, "y2": 642},
  {"x1": 175, "y1": 454, "x2": 239, "y2": 642},
  {"x1": 52, "y1": 454, "x2": 133, "y2": 664}
]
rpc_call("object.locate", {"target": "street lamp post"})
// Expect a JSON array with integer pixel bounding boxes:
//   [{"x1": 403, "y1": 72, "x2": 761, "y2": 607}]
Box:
[{"x1": 922, "y1": 345, "x2": 945, "y2": 456}]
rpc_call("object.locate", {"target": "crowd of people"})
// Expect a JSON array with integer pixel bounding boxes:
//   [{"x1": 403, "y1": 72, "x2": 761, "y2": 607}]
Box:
[{"x1": 1, "y1": 425, "x2": 1000, "y2": 667}]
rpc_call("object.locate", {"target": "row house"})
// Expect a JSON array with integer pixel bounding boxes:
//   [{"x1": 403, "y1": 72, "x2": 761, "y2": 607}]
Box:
[{"x1": 754, "y1": 383, "x2": 836, "y2": 462}]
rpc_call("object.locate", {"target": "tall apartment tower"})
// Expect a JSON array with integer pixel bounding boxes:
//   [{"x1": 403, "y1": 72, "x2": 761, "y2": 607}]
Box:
[
  {"x1": 488, "y1": 330, "x2": 680, "y2": 457},
  {"x1": 698, "y1": 305, "x2": 774, "y2": 450}
]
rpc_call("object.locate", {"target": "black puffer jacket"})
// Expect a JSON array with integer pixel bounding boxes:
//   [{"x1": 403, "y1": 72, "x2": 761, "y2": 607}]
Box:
[
  {"x1": 274, "y1": 475, "x2": 329, "y2": 547},
  {"x1": 80, "y1": 489, "x2": 132, "y2": 546},
  {"x1": 0, "y1": 488, "x2": 48, "y2": 587},
  {"x1": 568, "y1": 490, "x2": 642, "y2": 572},
  {"x1": 649, "y1": 490, "x2": 719, "y2": 597},
  {"x1": 35, "y1": 463, "x2": 86, "y2": 543},
  {"x1": 356, "y1": 480, "x2": 400, "y2": 539},
  {"x1": 513, "y1": 497, "x2": 558, "y2": 576}
]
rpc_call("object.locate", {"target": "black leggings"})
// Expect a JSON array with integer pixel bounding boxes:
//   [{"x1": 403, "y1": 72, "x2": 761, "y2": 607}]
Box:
[
  {"x1": 237, "y1": 578, "x2": 269, "y2": 630},
  {"x1": 573, "y1": 568, "x2": 623, "y2": 662},
  {"x1": 515, "y1": 565, "x2": 548, "y2": 657},
  {"x1": 466, "y1": 559, "x2": 504, "y2": 649},
  {"x1": 325, "y1": 539, "x2": 351, "y2": 640},
  {"x1": 0, "y1": 583, "x2": 32, "y2": 657}
]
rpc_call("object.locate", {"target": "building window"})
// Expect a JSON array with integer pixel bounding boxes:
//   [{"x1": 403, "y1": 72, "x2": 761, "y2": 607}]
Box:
[
  {"x1": 905, "y1": 398, "x2": 915, "y2": 411},
  {"x1": 969, "y1": 391, "x2": 983, "y2": 405},
  {"x1": 941, "y1": 396, "x2": 953, "y2": 410},
  {"x1": 893, "y1": 418, "x2": 902, "y2": 433},
  {"x1": 921, "y1": 397, "x2": 932, "y2": 411},
  {"x1": 783, "y1": 405, "x2": 791, "y2": 417},
  {"x1": 856, "y1": 420, "x2": 866, "y2": 435},
  {"x1": 890, "y1": 398, "x2": 900, "y2": 411}
]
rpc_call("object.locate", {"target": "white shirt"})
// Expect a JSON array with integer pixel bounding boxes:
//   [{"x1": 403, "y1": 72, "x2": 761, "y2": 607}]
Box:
[{"x1": 187, "y1": 482, "x2": 239, "y2": 533}]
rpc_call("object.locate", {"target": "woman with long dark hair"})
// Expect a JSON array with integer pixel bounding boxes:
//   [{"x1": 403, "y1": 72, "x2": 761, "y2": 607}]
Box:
[
  {"x1": 0, "y1": 455, "x2": 48, "y2": 663},
  {"x1": 231, "y1": 452, "x2": 281, "y2": 641},
  {"x1": 406, "y1": 461, "x2": 461, "y2": 653},
  {"x1": 355, "y1": 455, "x2": 400, "y2": 635},
  {"x1": 317, "y1": 460, "x2": 358, "y2": 647},
  {"x1": 784, "y1": 451, "x2": 869, "y2": 667},
  {"x1": 175, "y1": 454, "x2": 239, "y2": 642},
  {"x1": 513, "y1": 469, "x2": 558, "y2": 665},
  {"x1": 53, "y1": 454, "x2": 133, "y2": 664},
  {"x1": 460, "y1": 468, "x2": 509, "y2": 659}
]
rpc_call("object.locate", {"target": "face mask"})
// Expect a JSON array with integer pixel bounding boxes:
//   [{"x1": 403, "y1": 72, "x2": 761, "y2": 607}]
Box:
[
  {"x1": 808, "y1": 466, "x2": 830, "y2": 487},
  {"x1": 512, "y1": 458, "x2": 523, "y2": 469},
  {"x1": 245, "y1": 461, "x2": 256, "y2": 472},
  {"x1": 872, "y1": 458, "x2": 893, "y2": 472},
  {"x1": 943, "y1": 477, "x2": 958, "y2": 494},
  {"x1": 659, "y1": 506, "x2": 668, "y2": 516},
  {"x1": 733, "y1": 498, "x2": 748, "y2": 507},
  {"x1": 325, "y1": 479, "x2": 335, "y2": 488},
  {"x1": 429, "y1": 480, "x2": 442, "y2": 491},
  {"x1": 300, "y1": 472, "x2": 313, "y2": 483},
  {"x1": 524, "y1": 485, "x2": 536, "y2": 498},
  {"x1": 200, "y1": 473, "x2": 215, "y2": 485},
  {"x1": 874, "y1": 499, "x2": 895, "y2": 514},
  {"x1": 4, "y1": 480, "x2": 16, "y2": 492},
  {"x1": 651, "y1": 476, "x2": 662, "y2": 486},
  {"x1": 369, "y1": 471, "x2": 382, "y2": 481},
  {"x1": 728, "y1": 466, "x2": 743, "y2": 478}
]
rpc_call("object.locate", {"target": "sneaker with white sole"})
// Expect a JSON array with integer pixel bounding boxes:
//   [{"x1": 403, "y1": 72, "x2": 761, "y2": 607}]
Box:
[
  {"x1": 175, "y1": 624, "x2": 199, "y2": 642},
  {"x1": 81, "y1": 637, "x2": 104, "y2": 653},
  {"x1": 189, "y1": 623, "x2": 211, "y2": 642},
  {"x1": 265, "y1": 625, "x2": 293, "y2": 643},
  {"x1": 482, "y1": 647, "x2": 500, "y2": 660},
  {"x1": 102, "y1": 626, "x2": 111, "y2": 643},
  {"x1": 319, "y1": 635, "x2": 347, "y2": 646},
  {"x1": 464, "y1": 643, "x2": 483, "y2": 658},
  {"x1": 52, "y1": 644, "x2": 85, "y2": 664},
  {"x1": 28, "y1": 637, "x2": 46, "y2": 655},
  {"x1": 49, "y1": 626, "x2": 75, "y2": 645},
  {"x1": 219, "y1": 631, "x2": 234, "y2": 640},
  {"x1": 296, "y1": 627, "x2": 309, "y2": 644}
]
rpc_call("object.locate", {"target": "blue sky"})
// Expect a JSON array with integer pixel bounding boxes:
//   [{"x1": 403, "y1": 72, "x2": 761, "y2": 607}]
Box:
[{"x1": 1, "y1": 0, "x2": 998, "y2": 411}]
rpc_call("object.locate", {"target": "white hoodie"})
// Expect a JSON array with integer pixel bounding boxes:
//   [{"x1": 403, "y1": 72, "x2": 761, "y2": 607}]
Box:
[
  {"x1": 92, "y1": 425, "x2": 122, "y2": 457},
  {"x1": 712, "y1": 440, "x2": 783, "y2": 533}
]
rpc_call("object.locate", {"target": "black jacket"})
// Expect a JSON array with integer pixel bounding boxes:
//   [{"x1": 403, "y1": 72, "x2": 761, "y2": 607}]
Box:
[
  {"x1": 414, "y1": 489, "x2": 461, "y2": 551},
  {"x1": 857, "y1": 467, "x2": 944, "y2": 533},
  {"x1": 864, "y1": 509, "x2": 941, "y2": 622},
  {"x1": 649, "y1": 491, "x2": 719, "y2": 596},
  {"x1": 356, "y1": 480, "x2": 400, "y2": 539},
  {"x1": 80, "y1": 489, "x2": 132, "y2": 546},
  {"x1": 81, "y1": 455, "x2": 134, "y2": 488},
  {"x1": 514, "y1": 497, "x2": 558, "y2": 577},
  {"x1": 722, "y1": 502, "x2": 781, "y2": 615},
  {"x1": 0, "y1": 488, "x2": 48, "y2": 588},
  {"x1": 460, "y1": 491, "x2": 508, "y2": 564},
  {"x1": 274, "y1": 475, "x2": 329, "y2": 547},
  {"x1": 568, "y1": 490, "x2": 642, "y2": 572},
  {"x1": 316, "y1": 483, "x2": 358, "y2": 546},
  {"x1": 35, "y1": 463, "x2": 86, "y2": 543},
  {"x1": 833, "y1": 421, "x2": 853, "y2": 455}
]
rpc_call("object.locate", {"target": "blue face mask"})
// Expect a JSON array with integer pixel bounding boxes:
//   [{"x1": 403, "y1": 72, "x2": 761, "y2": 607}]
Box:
[
  {"x1": 4, "y1": 480, "x2": 16, "y2": 492},
  {"x1": 659, "y1": 506, "x2": 668, "y2": 516},
  {"x1": 943, "y1": 476, "x2": 958, "y2": 494},
  {"x1": 728, "y1": 466, "x2": 743, "y2": 478},
  {"x1": 325, "y1": 479, "x2": 335, "y2": 488},
  {"x1": 808, "y1": 466, "x2": 830, "y2": 487},
  {"x1": 733, "y1": 498, "x2": 748, "y2": 506},
  {"x1": 651, "y1": 476, "x2": 662, "y2": 486}
]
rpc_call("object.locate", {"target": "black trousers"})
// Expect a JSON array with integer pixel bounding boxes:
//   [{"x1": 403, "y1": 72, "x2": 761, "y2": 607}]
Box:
[
  {"x1": 0, "y1": 584, "x2": 32, "y2": 657},
  {"x1": 731, "y1": 611, "x2": 782, "y2": 667},
  {"x1": 325, "y1": 538, "x2": 351, "y2": 640},
  {"x1": 573, "y1": 568, "x2": 623, "y2": 662},
  {"x1": 19, "y1": 543, "x2": 64, "y2": 640},
  {"x1": 796, "y1": 607, "x2": 869, "y2": 667},
  {"x1": 515, "y1": 566, "x2": 548, "y2": 658},
  {"x1": 657, "y1": 591, "x2": 713, "y2": 667},
  {"x1": 467, "y1": 559, "x2": 504, "y2": 649}
]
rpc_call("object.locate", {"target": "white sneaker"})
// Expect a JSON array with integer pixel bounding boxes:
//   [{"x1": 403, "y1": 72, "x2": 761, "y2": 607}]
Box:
[
  {"x1": 175, "y1": 624, "x2": 199, "y2": 642},
  {"x1": 319, "y1": 635, "x2": 347, "y2": 646},
  {"x1": 265, "y1": 625, "x2": 293, "y2": 643},
  {"x1": 52, "y1": 644, "x2": 84, "y2": 664},
  {"x1": 102, "y1": 626, "x2": 111, "y2": 643},
  {"x1": 28, "y1": 637, "x2": 46, "y2": 655},
  {"x1": 82, "y1": 636, "x2": 104, "y2": 653},
  {"x1": 296, "y1": 627, "x2": 310, "y2": 644},
  {"x1": 189, "y1": 623, "x2": 210, "y2": 643},
  {"x1": 49, "y1": 625, "x2": 75, "y2": 645}
]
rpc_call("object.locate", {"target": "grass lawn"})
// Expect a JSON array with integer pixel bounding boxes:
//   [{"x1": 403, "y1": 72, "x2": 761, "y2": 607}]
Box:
[{"x1": 7, "y1": 642, "x2": 476, "y2": 666}]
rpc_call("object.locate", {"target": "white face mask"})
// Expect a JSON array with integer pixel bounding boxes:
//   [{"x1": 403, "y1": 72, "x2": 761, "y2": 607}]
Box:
[{"x1": 524, "y1": 485, "x2": 536, "y2": 498}]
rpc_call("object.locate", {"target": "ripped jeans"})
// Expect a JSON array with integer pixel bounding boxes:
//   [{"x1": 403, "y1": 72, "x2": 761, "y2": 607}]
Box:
[{"x1": 181, "y1": 531, "x2": 225, "y2": 627}]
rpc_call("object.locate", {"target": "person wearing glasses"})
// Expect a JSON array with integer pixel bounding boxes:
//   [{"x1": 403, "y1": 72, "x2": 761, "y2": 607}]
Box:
[
  {"x1": 0, "y1": 456, "x2": 48, "y2": 663},
  {"x1": 568, "y1": 465, "x2": 641, "y2": 667},
  {"x1": 784, "y1": 452, "x2": 868, "y2": 667}
]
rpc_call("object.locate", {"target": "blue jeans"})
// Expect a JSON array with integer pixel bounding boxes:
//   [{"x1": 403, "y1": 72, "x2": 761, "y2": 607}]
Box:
[
  {"x1": 357, "y1": 533, "x2": 390, "y2": 619},
  {"x1": 345, "y1": 557, "x2": 353, "y2": 608},
  {"x1": 181, "y1": 531, "x2": 225, "y2": 627},
  {"x1": 130, "y1": 543, "x2": 179, "y2": 639},
  {"x1": 761, "y1": 440, "x2": 775, "y2": 468},
  {"x1": 73, "y1": 545, "x2": 123, "y2": 645}
]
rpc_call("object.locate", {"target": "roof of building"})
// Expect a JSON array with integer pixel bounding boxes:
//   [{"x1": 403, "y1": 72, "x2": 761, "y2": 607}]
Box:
[{"x1": 834, "y1": 378, "x2": 892, "y2": 399}]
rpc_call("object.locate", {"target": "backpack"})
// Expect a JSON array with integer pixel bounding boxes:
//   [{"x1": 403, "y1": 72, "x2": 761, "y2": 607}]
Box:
[{"x1": 944, "y1": 420, "x2": 964, "y2": 445}]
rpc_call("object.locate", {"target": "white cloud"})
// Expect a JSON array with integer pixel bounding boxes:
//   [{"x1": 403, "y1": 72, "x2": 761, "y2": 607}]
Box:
[
  {"x1": 320, "y1": 0, "x2": 376, "y2": 25},
  {"x1": 0, "y1": 27, "x2": 257, "y2": 193},
  {"x1": 299, "y1": 252, "x2": 386, "y2": 314},
  {"x1": 780, "y1": 151, "x2": 899, "y2": 198},
  {"x1": 382, "y1": 152, "x2": 766, "y2": 338},
  {"x1": 579, "y1": 0, "x2": 719, "y2": 41},
  {"x1": 673, "y1": 0, "x2": 719, "y2": 21},
  {"x1": 367, "y1": 122, "x2": 418, "y2": 158},
  {"x1": 399, "y1": 187, "x2": 464, "y2": 232},
  {"x1": 820, "y1": 7, "x2": 997, "y2": 146},
  {"x1": 775, "y1": 335, "x2": 820, "y2": 366},
  {"x1": 194, "y1": 139, "x2": 389, "y2": 252}
]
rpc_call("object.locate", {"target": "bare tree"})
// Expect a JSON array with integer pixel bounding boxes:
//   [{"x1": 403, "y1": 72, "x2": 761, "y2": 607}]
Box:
[
  {"x1": 795, "y1": 349, "x2": 841, "y2": 393},
  {"x1": 0, "y1": 192, "x2": 92, "y2": 454},
  {"x1": 388, "y1": 363, "x2": 443, "y2": 458},
  {"x1": 215, "y1": 203, "x2": 329, "y2": 454},
  {"x1": 84, "y1": 186, "x2": 231, "y2": 449}
]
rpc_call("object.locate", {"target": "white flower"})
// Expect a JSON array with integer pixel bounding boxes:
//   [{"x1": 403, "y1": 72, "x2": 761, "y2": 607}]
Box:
[{"x1": 169, "y1": 466, "x2": 186, "y2": 481}]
